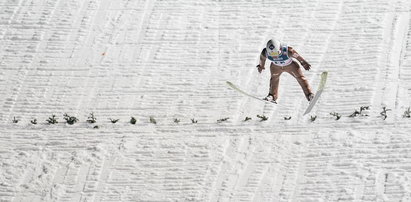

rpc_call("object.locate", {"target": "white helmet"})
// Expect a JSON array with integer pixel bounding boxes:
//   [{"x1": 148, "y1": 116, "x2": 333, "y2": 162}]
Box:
[{"x1": 266, "y1": 38, "x2": 281, "y2": 57}]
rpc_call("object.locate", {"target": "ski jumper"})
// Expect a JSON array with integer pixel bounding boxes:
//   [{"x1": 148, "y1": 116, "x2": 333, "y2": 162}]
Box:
[{"x1": 260, "y1": 44, "x2": 313, "y2": 101}]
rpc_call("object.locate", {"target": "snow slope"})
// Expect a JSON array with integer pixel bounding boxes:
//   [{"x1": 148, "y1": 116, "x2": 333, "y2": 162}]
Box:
[{"x1": 1, "y1": 0, "x2": 411, "y2": 201}]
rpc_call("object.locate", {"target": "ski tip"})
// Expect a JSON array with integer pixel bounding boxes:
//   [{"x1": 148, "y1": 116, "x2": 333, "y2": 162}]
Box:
[
  {"x1": 226, "y1": 81, "x2": 234, "y2": 87},
  {"x1": 226, "y1": 81, "x2": 234, "y2": 86}
]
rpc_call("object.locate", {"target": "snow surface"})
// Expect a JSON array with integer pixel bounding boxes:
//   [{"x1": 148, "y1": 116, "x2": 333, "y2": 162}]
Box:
[{"x1": 1, "y1": 0, "x2": 411, "y2": 201}]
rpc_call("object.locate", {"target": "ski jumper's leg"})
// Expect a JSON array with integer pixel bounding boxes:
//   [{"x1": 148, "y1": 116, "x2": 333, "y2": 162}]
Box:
[
  {"x1": 286, "y1": 61, "x2": 313, "y2": 101},
  {"x1": 269, "y1": 63, "x2": 284, "y2": 101}
]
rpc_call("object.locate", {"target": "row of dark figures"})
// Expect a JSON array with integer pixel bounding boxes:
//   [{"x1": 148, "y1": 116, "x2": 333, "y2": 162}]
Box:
[{"x1": 8, "y1": 107, "x2": 411, "y2": 126}]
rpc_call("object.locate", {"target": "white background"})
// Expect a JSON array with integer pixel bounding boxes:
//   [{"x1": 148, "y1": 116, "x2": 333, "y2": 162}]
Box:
[{"x1": 1, "y1": 0, "x2": 411, "y2": 201}]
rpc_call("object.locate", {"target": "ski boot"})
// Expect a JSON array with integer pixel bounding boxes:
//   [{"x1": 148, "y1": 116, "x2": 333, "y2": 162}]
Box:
[
  {"x1": 263, "y1": 94, "x2": 277, "y2": 104},
  {"x1": 307, "y1": 93, "x2": 315, "y2": 102}
]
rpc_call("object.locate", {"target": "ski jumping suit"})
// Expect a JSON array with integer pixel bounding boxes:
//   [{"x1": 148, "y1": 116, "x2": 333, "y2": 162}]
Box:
[{"x1": 259, "y1": 45, "x2": 313, "y2": 101}]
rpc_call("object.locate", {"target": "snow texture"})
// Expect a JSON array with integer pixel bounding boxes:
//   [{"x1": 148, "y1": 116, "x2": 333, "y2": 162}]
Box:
[{"x1": 1, "y1": 0, "x2": 411, "y2": 201}]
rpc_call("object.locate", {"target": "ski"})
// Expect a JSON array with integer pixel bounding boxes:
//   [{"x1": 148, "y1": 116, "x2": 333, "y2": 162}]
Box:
[
  {"x1": 303, "y1": 71, "x2": 328, "y2": 115},
  {"x1": 226, "y1": 81, "x2": 277, "y2": 104}
]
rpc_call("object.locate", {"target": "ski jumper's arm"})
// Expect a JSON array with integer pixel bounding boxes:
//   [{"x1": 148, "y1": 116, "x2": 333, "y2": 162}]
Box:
[
  {"x1": 288, "y1": 46, "x2": 311, "y2": 70},
  {"x1": 257, "y1": 48, "x2": 267, "y2": 73}
]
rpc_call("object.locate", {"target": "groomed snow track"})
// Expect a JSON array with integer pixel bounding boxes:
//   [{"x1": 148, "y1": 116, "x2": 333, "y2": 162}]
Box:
[{"x1": 1, "y1": 0, "x2": 411, "y2": 201}]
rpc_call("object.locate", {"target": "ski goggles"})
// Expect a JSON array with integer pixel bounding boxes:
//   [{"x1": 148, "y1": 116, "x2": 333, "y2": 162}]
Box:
[{"x1": 268, "y1": 50, "x2": 281, "y2": 57}]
